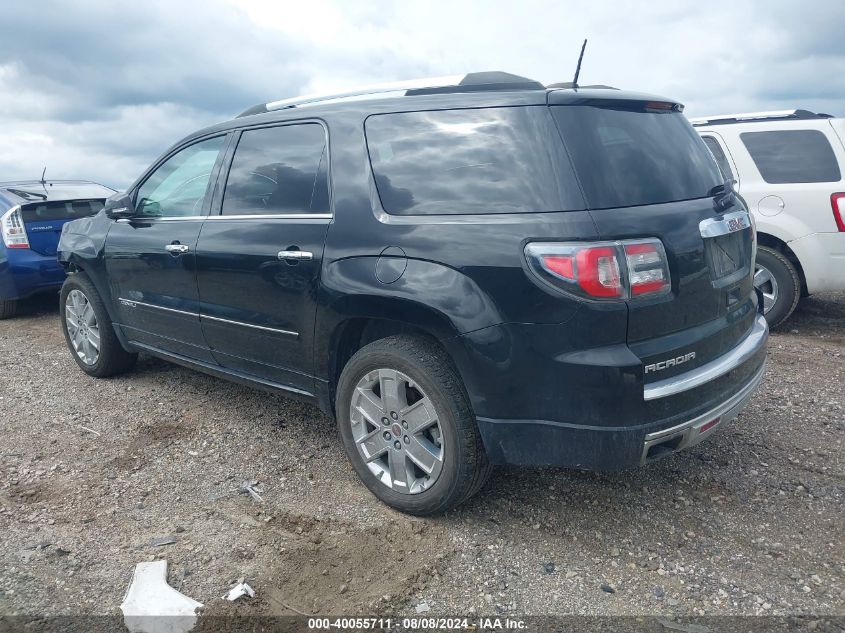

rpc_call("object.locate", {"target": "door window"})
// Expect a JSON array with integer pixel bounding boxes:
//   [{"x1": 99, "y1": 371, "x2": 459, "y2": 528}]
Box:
[
  {"x1": 135, "y1": 136, "x2": 225, "y2": 217},
  {"x1": 740, "y1": 130, "x2": 841, "y2": 184},
  {"x1": 701, "y1": 136, "x2": 735, "y2": 182},
  {"x1": 221, "y1": 123, "x2": 329, "y2": 216}
]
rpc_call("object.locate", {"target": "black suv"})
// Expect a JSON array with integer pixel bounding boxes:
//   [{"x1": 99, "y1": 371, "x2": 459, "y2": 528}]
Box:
[{"x1": 58, "y1": 72, "x2": 768, "y2": 515}]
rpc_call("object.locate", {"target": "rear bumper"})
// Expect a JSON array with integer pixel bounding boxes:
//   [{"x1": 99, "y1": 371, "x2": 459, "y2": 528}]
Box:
[
  {"x1": 472, "y1": 314, "x2": 768, "y2": 469},
  {"x1": 0, "y1": 248, "x2": 66, "y2": 300}
]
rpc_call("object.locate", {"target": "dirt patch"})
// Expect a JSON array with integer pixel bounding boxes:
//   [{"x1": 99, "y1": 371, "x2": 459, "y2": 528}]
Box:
[
  {"x1": 109, "y1": 422, "x2": 194, "y2": 471},
  {"x1": 201, "y1": 511, "x2": 448, "y2": 619}
]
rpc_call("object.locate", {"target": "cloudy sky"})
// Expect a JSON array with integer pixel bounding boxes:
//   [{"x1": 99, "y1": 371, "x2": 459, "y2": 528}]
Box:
[{"x1": 1, "y1": 0, "x2": 843, "y2": 189}]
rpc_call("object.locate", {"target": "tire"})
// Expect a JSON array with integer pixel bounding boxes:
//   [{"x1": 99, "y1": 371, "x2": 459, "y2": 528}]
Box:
[
  {"x1": 754, "y1": 246, "x2": 801, "y2": 328},
  {"x1": 336, "y1": 335, "x2": 492, "y2": 515},
  {"x1": 60, "y1": 273, "x2": 137, "y2": 377},
  {"x1": 0, "y1": 299, "x2": 17, "y2": 320}
]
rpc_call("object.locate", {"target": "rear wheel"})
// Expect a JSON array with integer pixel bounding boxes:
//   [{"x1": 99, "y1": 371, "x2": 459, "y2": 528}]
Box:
[
  {"x1": 60, "y1": 274, "x2": 137, "y2": 377},
  {"x1": 754, "y1": 246, "x2": 800, "y2": 327},
  {"x1": 336, "y1": 335, "x2": 492, "y2": 515},
  {"x1": 0, "y1": 299, "x2": 17, "y2": 320}
]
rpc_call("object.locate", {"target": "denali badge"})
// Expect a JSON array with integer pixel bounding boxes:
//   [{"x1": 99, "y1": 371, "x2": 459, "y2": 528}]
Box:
[{"x1": 644, "y1": 352, "x2": 696, "y2": 374}]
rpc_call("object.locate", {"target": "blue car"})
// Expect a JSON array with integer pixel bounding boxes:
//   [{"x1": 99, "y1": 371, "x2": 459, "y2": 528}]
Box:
[{"x1": 0, "y1": 180, "x2": 114, "y2": 318}]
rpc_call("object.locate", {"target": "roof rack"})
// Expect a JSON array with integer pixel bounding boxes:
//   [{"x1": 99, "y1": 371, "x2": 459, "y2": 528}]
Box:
[
  {"x1": 237, "y1": 71, "x2": 546, "y2": 117},
  {"x1": 690, "y1": 109, "x2": 834, "y2": 126},
  {"x1": 546, "y1": 82, "x2": 618, "y2": 90}
]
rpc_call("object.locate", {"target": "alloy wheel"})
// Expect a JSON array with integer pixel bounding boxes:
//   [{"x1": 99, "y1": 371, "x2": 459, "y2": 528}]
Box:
[
  {"x1": 754, "y1": 264, "x2": 779, "y2": 315},
  {"x1": 349, "y1": 368, "x2": 444, "y2": 494},
  {"x1": 65, "y1": 289, "x2": 100, "y2": 365}
]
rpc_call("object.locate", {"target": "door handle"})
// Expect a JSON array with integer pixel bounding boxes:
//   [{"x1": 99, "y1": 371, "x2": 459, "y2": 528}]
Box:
[
  {"x1": 165, "y1": 244, "x2": 190, "y2": 255},
  {"x1": 277, "y1": 250, "x2": 313, "y2": 261}
]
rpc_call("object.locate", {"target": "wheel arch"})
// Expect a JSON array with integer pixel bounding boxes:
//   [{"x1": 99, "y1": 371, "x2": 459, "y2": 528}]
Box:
[{"x1": 756, "y1": 232, "x2": 808, "y2": 296}]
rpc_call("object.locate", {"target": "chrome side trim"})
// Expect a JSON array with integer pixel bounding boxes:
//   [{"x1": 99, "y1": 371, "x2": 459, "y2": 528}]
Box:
[
  {"x1": 200, "y1": 314, "x2": 298, "y2": 337},
  {"x1": 118, "y1": 298, "x2": 298, "y2": 336},
  {"x1": 641, "y1": 360, "x2": 766, "y2": 463},
  {"x1": 643, "y1": 314, "x2": 768, "y2": 401},
  {"x1": 118, "y1": 298, "x2": 197, "y2": 318},
  {"x1": 699, "y1": 210, "x2": 751, "y2": 238}
]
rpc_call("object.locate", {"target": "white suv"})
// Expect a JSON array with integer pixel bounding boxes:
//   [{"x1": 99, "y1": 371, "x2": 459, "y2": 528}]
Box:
[{"x1": 693, "y1": 110, "x2": 845, "y2": 326}]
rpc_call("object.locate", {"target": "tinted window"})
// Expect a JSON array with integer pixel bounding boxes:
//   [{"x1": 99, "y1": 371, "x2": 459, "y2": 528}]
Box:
[
  {"x1": 702, "y1": 136, "x2": 734, "y2": 181},
  {"x1": 740, "y1": 130, "x2": 841, "y2": 184},
  {"x1": 136, "y1": 136, "x2": 225, "y2": 217},
  {"x1": 552, "y1": 106, "x2": 723, "y2": 209},
  {"x1": 365, "y1": 107, "x2": 584, "y2": 215},
  {"x1": 222, "y1": 124, "x2": 329, "y2": 216},
  {"x1": 21, "y1": 199, "x2": 105, "y2": 223}
]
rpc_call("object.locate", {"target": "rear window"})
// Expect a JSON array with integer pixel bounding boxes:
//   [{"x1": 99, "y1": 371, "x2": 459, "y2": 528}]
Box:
[
  {"x1": 551, "y1": 106, "x2": 723, "y2": 209},
  {"x1": 21, "y1": 199, "x2": 105, "y2": 223},
  {"x1": 365, "y1": 107, "x2": 584, "y2": 215},
  {"x1": 701, "y1": 135, "x2": 735, "y2": 182},
  {"x1": 740, "y1": 130, "x2": 841, "y2": 184}
]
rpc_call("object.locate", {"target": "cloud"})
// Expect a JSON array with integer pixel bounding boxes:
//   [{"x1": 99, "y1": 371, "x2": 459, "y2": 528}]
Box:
[{"x1": 1, "y1": 0, "x2": 843, "y2": 188}]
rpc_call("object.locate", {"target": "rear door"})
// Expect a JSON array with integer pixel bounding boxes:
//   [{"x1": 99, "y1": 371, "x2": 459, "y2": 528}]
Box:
[
  {"x1": 195, "y1": 122, "x2": 331, "y2": 393},
  {"x1": 21, "y1": 200, "x2": 105, "y2": 256},
  {"x1": 551, "y1": 100, "x2": 756, "y2": 377}
]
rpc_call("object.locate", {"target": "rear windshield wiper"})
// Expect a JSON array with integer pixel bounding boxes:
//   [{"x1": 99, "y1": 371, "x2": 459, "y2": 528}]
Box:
[{"x1": 709, "y1": 182, "x2": 735, "y2": 210}]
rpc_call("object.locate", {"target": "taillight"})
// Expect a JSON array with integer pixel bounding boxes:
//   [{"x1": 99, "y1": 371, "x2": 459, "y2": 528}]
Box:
[
  {"x1": 831, "y1": 193, "x2": 845, "y2": 232},
  {"x1": 624, "y1": 241, "x2": 671, "y2": 296},
  {"x1": 525, "y1": 239, "x2": 671, "y2": 301},
  {"x1": 1, "y1": 206, "x2": 29, "y2": 249}
]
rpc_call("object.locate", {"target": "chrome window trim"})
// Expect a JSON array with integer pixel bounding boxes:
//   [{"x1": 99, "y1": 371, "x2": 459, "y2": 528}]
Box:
[
  {"x1": 206, "y1": 213, "x2": 332, "y2": 221},
  {"x1": 643, "y1": 314, "x2": 768, "y2": 401},
  {"x1": 200, "y1": 314, "x2": 298, "y2": 337},
  {"x1": 699, "y1": 210, "x2": 751, "y2": 238},
  {"x1": 117, "y1": 213, "x2": 332, "y2": 223}
]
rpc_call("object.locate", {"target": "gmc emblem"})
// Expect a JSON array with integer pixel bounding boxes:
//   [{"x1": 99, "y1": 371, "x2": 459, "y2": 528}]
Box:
[{"x1": 727, "y1": 217, "x2": 747, "y2": 232}]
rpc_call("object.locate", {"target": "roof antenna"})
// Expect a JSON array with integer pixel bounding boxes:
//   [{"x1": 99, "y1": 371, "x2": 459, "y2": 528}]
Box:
[
  {"x1": 40, "y1": 166, "x2": 48, "y2": 192},
  {"x1": 572, "y1": 39, "x2": 588, "y2": 89}
]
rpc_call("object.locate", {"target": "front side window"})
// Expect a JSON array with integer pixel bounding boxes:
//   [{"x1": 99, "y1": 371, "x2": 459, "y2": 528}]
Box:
[
  {"x1": 135, "y1": 136, "x2": 225, "y2": 217},
  {"x1": 740, "y1": 130, "x2": 841, "y2": 184},
  {"x1": 221, "y1": 123, "x2": 329, "y2": 216},
  {"x1": 552, "y1": 105, "x2": 723, "y2": 209},
  {"x1": 701, "y1": 136, "x2": 735, "y2": 182},
  {"x1": 365, "y1": 107, "x2": 584, "y2": 215}
]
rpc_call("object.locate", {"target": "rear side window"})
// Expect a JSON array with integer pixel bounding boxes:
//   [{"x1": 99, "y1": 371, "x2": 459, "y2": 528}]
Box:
[
  {"x1": 365, "y1": 107, "x2": 584, "y2": 215},
  {"x1": 21, "y1": 199, "x2": 105, "y2": 223},
  {"x1": 552, "y1": 106, "x2": 723, "y2": 209},
  {"x1": 740, "y1": 130, "x2": 841, "y2": 184},
  {"x1": 701, "y1": 136, "x2": 734, "y2": 182},
  {"x1": 222, "y1": 123, "x2": 329, "y2": 216}
]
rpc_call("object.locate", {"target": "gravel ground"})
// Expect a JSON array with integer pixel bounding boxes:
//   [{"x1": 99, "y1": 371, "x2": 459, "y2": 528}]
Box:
[{"x1": 0, "y1": 293, "x2": 843, "y2": 621}]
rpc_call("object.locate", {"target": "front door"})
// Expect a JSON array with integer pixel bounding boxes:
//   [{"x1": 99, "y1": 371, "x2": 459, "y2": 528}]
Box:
[
  {"x1": 106, "y1": 135, "x2": 228, "y2": 361},
  {"x1": 195, "y1": 122, "x2": 330, "y2": 393}
]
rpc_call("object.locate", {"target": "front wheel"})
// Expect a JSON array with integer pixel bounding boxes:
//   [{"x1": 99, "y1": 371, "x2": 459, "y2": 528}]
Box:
[
  {"x1": 754, "y1": 246, "x2": 801, "y2": 328},
  {"x1": 60, "y1": 274, "x2": 137, "y2": 377},
  {"x1": 336, "y1": 335, "x2": 492, "y2": 515}
]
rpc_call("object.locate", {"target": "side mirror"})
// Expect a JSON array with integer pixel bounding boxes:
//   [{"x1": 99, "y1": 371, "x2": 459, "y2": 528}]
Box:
[{"x1": 104, "y1": 193, "x2": 135, "y2": 219}]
